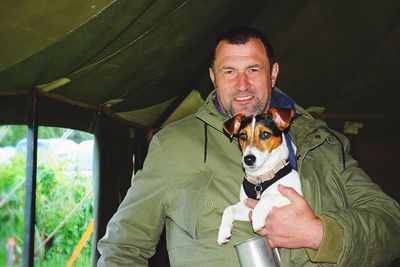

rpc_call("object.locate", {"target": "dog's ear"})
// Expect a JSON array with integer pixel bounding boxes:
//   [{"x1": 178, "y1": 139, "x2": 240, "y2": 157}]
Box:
[
  {"x1": 223, "y1": 114, "x2": 244, "y2": 139},
  {"x1": 269, "y1": 107, "x2": 295, "y2": 131}
]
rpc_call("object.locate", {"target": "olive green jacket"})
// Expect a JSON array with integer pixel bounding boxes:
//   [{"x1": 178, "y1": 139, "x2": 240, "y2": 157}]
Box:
[{"x1": 97, "y1": 90, "x2": 400, "y2": 267}]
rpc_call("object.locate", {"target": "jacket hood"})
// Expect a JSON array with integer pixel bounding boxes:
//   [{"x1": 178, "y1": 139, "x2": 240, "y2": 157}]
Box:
[{"x1": 195, "y1": 88, "x2": 300, "y2": 167}]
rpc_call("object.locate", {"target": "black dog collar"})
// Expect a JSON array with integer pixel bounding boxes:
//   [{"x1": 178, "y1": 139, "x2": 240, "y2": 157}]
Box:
[{"x1": 243, "y1": 162, "x2": 292, "y2": 200}]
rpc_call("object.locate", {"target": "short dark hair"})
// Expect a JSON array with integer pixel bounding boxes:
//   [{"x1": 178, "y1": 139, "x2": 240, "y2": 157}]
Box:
[{"x1": 210, "y1": 26, "x2": 275, "y2": 68}]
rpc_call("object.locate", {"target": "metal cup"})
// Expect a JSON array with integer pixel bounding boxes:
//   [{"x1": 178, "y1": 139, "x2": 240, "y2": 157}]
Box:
[{"x1": 234, "y1": 236, "x2": 280, "y2": 267}]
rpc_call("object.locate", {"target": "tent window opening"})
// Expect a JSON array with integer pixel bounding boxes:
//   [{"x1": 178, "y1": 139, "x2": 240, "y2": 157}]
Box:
[
  {"x1": 0, "y1": 125, "x2": 26, "y2": 267},
  {"x1": 0, "y1": 125, "x2": 94, "y2": 267}
]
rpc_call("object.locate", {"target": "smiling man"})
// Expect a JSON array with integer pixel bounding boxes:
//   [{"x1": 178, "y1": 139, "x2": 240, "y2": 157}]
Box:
[
  {"x1": 209, "y1": 35, "x2": 279, "y2": 118},
  {"x1": 98, "y1": 27, "x2": 400, "y2": 267}
]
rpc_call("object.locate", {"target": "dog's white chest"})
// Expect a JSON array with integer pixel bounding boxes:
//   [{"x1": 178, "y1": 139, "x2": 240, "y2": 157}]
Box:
[{"x1": 217, "y1": 169, "x2": 302, "y2": 245}]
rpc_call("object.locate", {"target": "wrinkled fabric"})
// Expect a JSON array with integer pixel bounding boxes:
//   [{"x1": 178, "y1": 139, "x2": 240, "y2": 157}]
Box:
[{"x1": 98, "y1": 89, "x2": 400, "y2": 267}]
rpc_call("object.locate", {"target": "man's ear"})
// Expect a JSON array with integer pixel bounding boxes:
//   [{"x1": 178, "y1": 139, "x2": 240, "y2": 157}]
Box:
[
  {"x1": 223, "y1": 114, "x2": 244, "y2": 139},
  {"x1": 269, "y1": 107, "x2": 294, "y2": 131},
  {"x1": 271, "y1": 62, "x2": 279, "y2": 88},
  {"x1": 209, "y1": 67, "x2": 216, "y2": 87}
]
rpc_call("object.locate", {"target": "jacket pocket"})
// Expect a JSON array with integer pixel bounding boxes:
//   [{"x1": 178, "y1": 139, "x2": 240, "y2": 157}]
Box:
[{"x1": 166, "y1": 170, "x2": 215, "y2": 240}]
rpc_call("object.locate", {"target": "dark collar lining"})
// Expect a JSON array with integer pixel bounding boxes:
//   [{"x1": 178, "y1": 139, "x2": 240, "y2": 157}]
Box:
[{"x1": 243, "y1": 163, "x2": 292, "y2": 200}]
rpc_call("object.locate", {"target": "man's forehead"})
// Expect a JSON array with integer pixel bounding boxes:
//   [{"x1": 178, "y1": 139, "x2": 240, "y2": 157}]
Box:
[
  {"x1": 215, "y1": 38, "x2": 267, "y2": 55},
  {"x1": 213, "y1": 39, "x2": 269, "y2": 67}
]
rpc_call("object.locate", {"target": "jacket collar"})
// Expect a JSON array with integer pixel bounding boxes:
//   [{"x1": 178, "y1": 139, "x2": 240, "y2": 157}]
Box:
[
  {"x1": 198, "y1": 88, "x2": 300, "y2": 169},
  {"x1": 196, "y1": 88, "x2": 331, "y2": 149},
  {"x1": 196, "y1": 88, "x2": 297, "y2": 131},
  {"x1": 196, "y1": 90, "x2": 225, "y2": 132}
]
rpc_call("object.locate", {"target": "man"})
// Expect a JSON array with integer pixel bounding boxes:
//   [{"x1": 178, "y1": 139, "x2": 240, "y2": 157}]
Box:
[{"x1": 98, "y1": 27, "x2": 400, "y2": 266}]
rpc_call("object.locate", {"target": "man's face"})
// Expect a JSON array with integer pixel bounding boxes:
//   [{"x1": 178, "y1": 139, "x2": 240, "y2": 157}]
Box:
[{"x1": 209, "y1": 38, "x2": 279, "y2": 117}]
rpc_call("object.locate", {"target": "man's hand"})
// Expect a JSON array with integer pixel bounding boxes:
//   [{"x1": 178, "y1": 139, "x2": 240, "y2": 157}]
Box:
[{"x1": 245, "y1": 184, "x2": 323, "y2": 249}]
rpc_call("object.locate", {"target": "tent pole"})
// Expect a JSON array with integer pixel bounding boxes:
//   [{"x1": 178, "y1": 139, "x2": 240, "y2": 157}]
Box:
[{"x1": 23, "y1": 92, "x2": 38, "y2": 267}]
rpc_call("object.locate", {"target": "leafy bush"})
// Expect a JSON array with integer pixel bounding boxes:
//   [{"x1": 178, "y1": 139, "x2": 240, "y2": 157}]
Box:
[
  {"x1": 0, "y1": 125, "x2": 27, "y2": 146},
  {"x1": 0, "y1": 155, "x2": 26, "y2": 266},
  {"x1": 0, "y1": 127, "x2": 93, "y2": 266},
  {"x1": 35, "y1": 162, "x2": 93, "y2": 262}
]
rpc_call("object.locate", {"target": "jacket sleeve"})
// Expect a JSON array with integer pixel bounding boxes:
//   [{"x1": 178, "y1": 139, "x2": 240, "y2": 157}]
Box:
[
  {"x1": 323, "y1": 132, "x2": 400, "y2": 266},
  {"x1": 97, "y1": 135, "x2": 167, "y2": 266}
]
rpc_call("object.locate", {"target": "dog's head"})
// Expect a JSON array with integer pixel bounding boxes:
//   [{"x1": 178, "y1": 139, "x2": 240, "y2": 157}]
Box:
[{"x1": 223, "y1": 108, "x2": 294, "y2": 174}]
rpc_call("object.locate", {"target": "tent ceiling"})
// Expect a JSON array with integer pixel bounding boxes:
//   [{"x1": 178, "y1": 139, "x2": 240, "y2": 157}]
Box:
[{"x1": 1, "y1": 0, "x2": 399, "y2": 129}]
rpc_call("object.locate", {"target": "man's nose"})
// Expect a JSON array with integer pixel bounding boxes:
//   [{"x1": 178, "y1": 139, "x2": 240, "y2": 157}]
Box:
[{"x1": 237, "y1": 73, "x2": 250, "y2": 91}]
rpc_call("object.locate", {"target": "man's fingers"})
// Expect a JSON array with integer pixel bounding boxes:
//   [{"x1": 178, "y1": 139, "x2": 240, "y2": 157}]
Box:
[
  {"x1": 248, "y1": 210, "x2": 253, "y2": 220},
  {"x1": 245, "y1": 198, "x2": 259, "y2": 220},
  {"x1": 257, "y1": 228, "x2": 268, "y2": 236},
  {"x1": 245, "y1": 198, "x2": 258, "y2": 208},
  {"x1": 245, "y1": 198, "x2": 258, "y2": 220}
]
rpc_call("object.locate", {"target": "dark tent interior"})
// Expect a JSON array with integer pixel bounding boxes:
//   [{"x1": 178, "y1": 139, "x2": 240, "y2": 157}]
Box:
[{"x1": 0, "y1": 1, "x2": 399, "y2": 266}]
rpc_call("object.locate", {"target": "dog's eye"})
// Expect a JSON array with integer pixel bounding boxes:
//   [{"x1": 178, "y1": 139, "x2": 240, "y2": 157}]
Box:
[
  {"x1": 259, "y1": 131, "x2": 271, "y2": 140},
  {"x1": 239, "y1": 132, "x2": 247, "y2": 141}
]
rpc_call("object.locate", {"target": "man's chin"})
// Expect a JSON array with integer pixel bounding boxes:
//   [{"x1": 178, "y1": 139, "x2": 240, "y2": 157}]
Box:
[{"x1": 232, "y1": 107, "x2": 261, "y2": 117}]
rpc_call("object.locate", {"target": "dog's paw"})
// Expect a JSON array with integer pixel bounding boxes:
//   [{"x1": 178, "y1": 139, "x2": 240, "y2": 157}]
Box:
[
  {"x1": 217, "y1": 227, "x2": 232, "y2": 245},
  {"x1": 217, "y1": 235, "x2": 231, "y2": 245}
]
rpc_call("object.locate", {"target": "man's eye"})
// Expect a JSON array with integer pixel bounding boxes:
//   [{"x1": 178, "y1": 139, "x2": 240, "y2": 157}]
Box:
[
  {"x1": 239, "y1": 132, "x2": 247, "y2": 141},
  {"x1": 224, "y1": 69, "x2": 234, "y2": 75},
  {"x1": 248, "y1": 68, "x2": 261, "y2": 75},
  {"x1": 259, "y1": 131, "x2": 271, "y2": 140}
]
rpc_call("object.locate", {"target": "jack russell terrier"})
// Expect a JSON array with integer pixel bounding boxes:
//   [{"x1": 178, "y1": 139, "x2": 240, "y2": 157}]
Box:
[{"x1": 217, "y1": 107, "x2": 302, "y2": 245}]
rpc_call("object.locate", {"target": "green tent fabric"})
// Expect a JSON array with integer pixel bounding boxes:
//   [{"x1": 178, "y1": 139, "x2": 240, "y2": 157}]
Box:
[{"x1": 2, "y1": 1, "x2": 399, "y2": 129}]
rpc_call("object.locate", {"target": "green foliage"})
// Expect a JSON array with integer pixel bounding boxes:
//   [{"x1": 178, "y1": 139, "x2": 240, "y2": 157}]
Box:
[
  {"x1": 0, "y1": 154, "x2": 26, "y2": 263},
  {"x1": 35, "y1": 163, "x2": 93, "y2": 258},
  {"x1": 0, "y1": 125, "x2": 93, "y2": 147},
  {"x1": 0, "y1": 155, "x2": 26, "y2": 267},
  {"x1": 0, "y1": 127, "x2": 94, "y2": 266},
  {"x1": 0, "y1": 125, "x2": 27, "y2": 146},
  {"x1": 38, "y1": 127, "x2": 65, "y2": 139}
]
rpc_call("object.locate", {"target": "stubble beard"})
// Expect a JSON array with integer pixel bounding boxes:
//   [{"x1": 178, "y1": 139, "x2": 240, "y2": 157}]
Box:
[
  {"x1": 228, "y1": 103, "x2": 258, "y2": 118},
  {"x1": 216, "y1": 87, "x2": 271, "y2": 118},
  {"x1": 228, "y1": 94, "x2": 271, "y2": 117}
]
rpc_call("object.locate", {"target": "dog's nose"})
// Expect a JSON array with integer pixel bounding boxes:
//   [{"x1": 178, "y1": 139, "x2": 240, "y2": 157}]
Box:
[{"x1": 243, "y1": 155, "x2": 256, "y2": 166}]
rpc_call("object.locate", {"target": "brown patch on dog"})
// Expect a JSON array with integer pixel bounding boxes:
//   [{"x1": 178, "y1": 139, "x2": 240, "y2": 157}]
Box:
[
  {"x1": 254, "y1": 124, "x2": 282, "y2": 153},
  {"x1": 223, "y1": 114, "x2": 245, "y2": 139},
  {"x1": 237, "y1": 124, "x2": 253, "y2": 151},
  {"x1": 238, "y1": 122, "x2": 282, "y2": 153},
  {"x1": 269, "y1": 107, "x2": 294, "y2": 131}
]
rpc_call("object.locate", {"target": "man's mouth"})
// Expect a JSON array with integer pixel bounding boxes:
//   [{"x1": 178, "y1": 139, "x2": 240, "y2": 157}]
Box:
[{"x1": 234, "y1": 95, "x2": 254, "y2": 102}]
